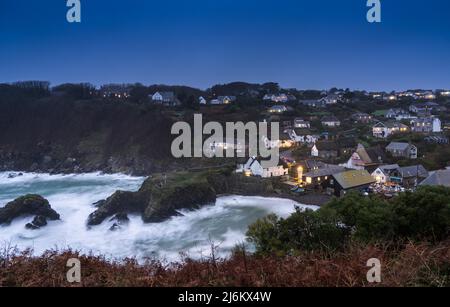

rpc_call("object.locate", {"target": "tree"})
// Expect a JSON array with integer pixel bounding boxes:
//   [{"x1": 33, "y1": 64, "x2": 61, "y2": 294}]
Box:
[
  {"x1": 247, "y1": 208, "x2": 350, "y2": 256},
  {"x1": 129, "y1": 84, "x2": 149, "y2": 103},
  {"x1": 325, "y1": 192, "x2": 395, "y2": 242},
  {"x1": 246, "y1": 187, "x2": 450, "y2": 256},
  {"x1": 391, "y1": 186, "x2": 450, "y2": 241}
]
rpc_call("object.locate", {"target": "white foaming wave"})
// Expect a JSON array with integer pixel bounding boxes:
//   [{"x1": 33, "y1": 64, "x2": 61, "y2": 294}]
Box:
[
  {"x1": 0, "y1": 173, "x2": 318, "y2": 263},
  {"x1": 0, "y1": 171, "x2": 145, "y2": 185}
]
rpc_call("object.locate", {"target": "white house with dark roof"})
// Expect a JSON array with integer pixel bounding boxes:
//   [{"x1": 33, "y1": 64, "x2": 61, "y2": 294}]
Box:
[
  {"x1": 409, "y1": 102, "x2": 439, "y2": 114},
  {"x1": 371, "y1": 164, "x2": 400, "y2": 184},
  {"x1": 321, "y1": 116, "x2": 341, "y2": 127},
  {"x1": 151, "y1": 91, "x2": 179, "y2": 105},
  {"x1": 293, "y1": 118, "x2": 311, "y2": 128},
  {"x1": 268, "y1": 105, "x2": 288, "y2": 113},
  {"x1": 236, "y1": 157, "x2": 288, "y2": 178},
  {"x1": 263, "y1": 94, "x2": 289, "y2": 103},
  {"x1": 385, "y1": 108, "x2": 415, "y2": 120},
  {"x1": 410, "y1": 117, "x2": 441, "y2": 133},
  {"x1": 372, "y1": 121, "x2": 409, "y2": 138},
  {"x1": 300, "y1": 99, "x2": 326, "y2": 108},
  {"x1": 210, "y1": 96, "x2": 236, "y2": 105},
  {"x1": 386, "y1": 142, "x2": 417, "y2": 159},
  {"x1": 319, "y1": 94, "x2": 341, "y2": 105}
]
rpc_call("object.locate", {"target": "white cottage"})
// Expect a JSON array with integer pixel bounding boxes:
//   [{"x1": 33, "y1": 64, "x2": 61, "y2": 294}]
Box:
[{"x1": 236, "y1": 157, "x2": 288, "y2": 178}]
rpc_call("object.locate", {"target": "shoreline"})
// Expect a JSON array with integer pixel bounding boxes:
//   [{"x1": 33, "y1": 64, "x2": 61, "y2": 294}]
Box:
[{"x1": 1, "y1": 170, "x2": 333, "y2": 207}]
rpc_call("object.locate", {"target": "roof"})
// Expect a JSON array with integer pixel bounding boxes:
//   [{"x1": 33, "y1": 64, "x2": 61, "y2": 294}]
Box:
[
  {"x1": 420, "y1": 169, "x2": 450, "y2": 187},
  {"x1": 385, "y1": 121, "x2": 408, "y2": 129},
  {"x1": 315, "y1": 141, "x2": 338, "y2": 151},
  {"x1": 154, "y1": 91, "x2": 175, "y2": 100},
  {"x1": 352, "y1": 112, "x2": 371, "y2": 118},
  {"x1": 355, "y1": 144, "x2": 385, "y2": 164},
  {"x1": 304, "y1": 165, "x2": 346, "y2": 178},
  {"x1": 375, "y1": 164, "x2": 400, "y2": 176},
  {"x1": 294, "y1": 118, "x2": 310, "y2": 124},
  {"x1": 269, "y1": 105, "x2": 287, "y2": 110},
  {"x1": 386, "y1": 142, "x2": 411, "y2": 151},
  {"x1": 321, "y1": 116, "x2": 340, "y2": 123},
  {"x1": 300, "y1": 99, "x2": 326, "y2": 106},
  {"x1": 386, "y1": 108, "x2": 408, "y2": 115},
  {"x1": 411, "y1": 117, "x2": 438, "y2": 124},
  {"x1": 396, "y1": 165, "x2": 428, "y2": 178},
  {"x1": 304, "y1": 160, "x2": 327, "y2": 170},
  {"x1": 333, "y1": 170, "x2": 376, "y2": 189},
  {"x1": 412, "y1": 102, "x2": 439, "y2": 108},
  {"x1": 380, "y1": 164, "x2": 400, "y2": 171},
  {"x1": 366, "y1": 146, "x2": 386, "y2": 163}
]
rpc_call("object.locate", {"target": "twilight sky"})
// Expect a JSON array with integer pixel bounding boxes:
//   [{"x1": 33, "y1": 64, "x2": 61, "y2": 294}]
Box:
[{"x1": 1, "y1": 0, "x2": 449, "y2": 91}]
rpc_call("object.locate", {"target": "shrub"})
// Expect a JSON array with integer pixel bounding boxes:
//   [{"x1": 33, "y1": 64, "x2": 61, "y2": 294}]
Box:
[{"x1": 247, "y1": 187, "x2": 450, "y2": 255}]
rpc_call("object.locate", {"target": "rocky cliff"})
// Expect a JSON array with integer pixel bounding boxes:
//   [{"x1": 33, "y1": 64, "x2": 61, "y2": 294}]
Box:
[{"x1": 87, "y1": 168, "x2": 284, "y2": 226}]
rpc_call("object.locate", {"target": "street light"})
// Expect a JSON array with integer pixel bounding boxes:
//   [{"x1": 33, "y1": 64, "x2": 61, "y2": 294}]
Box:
[{"x1": 297, "y1": 166, "x2": 303, "y2": 183}]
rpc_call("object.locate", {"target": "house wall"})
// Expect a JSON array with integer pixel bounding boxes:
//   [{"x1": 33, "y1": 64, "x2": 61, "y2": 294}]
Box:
[
  {"x1": 371, "y1": 168, "x2": 389, "y2": 183},
  {"x1": 333, "y1": 183, "x2": 372, "y2": 197}
]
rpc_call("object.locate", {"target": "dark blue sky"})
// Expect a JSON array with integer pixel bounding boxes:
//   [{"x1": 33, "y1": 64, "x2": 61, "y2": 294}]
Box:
[{"x1": 1, "y1": 0, "x2": 449, "y2": 91}]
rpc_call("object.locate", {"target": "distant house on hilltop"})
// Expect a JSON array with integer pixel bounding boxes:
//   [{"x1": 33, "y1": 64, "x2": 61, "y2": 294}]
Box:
[
  {"x1": 319, "y1": 94, "x2": 341, "y2": 105},
  {"x1": 410, "y1": 117, "x2": 441, "y2": 133},
  {"x1": 385, "y1": 108, "x2": 415, "y2": 120},
  {"x1": 372, "y1": 121, "x2": 409, "y2": 138},
  {"x1": 151, "y1": 91, "x2": 179, "y2": 106},
  {"x1": 100, "y1": 84, "x2": 132, "y2": 98},
  {"x1": 321, "y1": 116, "x2": 341, "y2": 127},
  {"x1": 351, "y1": 112, "x2": 372, "y2": 123},
  {"x1": 263, "y1": 93, "x2": 289, "y2": 103},
  {"x1": 300, "y1": 99, "x2": 326, "y2": 108},
  {"x1": 268, "y1": 105, "x2": 288, "y2": 113},
  {"x1": 210, "y1": 96, "x2": 236, "y2": 105},
  {"x1": 293, "y1": 118, "x2": 311, "y2": 129},
  {"x1": 409, "y1": 102, "x2": 439, "y2": 115}
]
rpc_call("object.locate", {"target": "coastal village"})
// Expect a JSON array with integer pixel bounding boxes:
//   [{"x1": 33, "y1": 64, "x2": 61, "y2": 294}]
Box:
[
  {"x1": 91, "y1": 82, "x2": 450, "y2": 200},
  {"x1": 2, "y1": 81, "x2": 450, "y2": 201}
]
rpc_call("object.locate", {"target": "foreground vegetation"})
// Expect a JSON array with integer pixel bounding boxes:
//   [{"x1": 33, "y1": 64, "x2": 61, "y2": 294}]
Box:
[
  {"x1": 0, "y1": 186, "x2": 448, "y2": 287},
  {"x1": 0, "y1": 240, "x2": 448, "y2": 287},
  {"x1": 247, "y1": 186, "x2": 450, "y2": 255}
]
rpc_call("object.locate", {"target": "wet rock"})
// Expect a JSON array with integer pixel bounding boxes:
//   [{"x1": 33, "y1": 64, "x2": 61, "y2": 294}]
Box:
[
  {"x1": 87, "y1": 172, "x2": 218, "y2": 225},
  {"x1": 109, "y1": 212, "x2": 130, "y2": 224},
  {"x1": 25, "y1": 215, "x2": 48, "y2": 230},
  {"x1": 87, "y1": 191, "x2": 142, "y2": 226},
  {"x1": 0, "y1": 195, "x2": 60, "y2": 225},
  {"x1": 109, "y1": 223, "x2": 121, "y2": 231}
]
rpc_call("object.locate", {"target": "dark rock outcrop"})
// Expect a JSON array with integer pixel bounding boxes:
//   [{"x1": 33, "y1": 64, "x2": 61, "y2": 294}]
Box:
[
  {"x1": 87, "y1": 168, "x2": 281, "y2": 226},
  {"x1": 25, "y1": 215, "x2": 48, "y2": 230},
  {"x1": 0, "y1": 195, "x2": 60, "y2": 226},
  {"x1": 108, "y1": 213, "x2": 130, "y2": 231},
  {"x1": 88, "y1": 191, "x2": 143, "y2": 226},
  {"x1": 88, "y1": 170, "x2": 220, "y2": 226},
  {"x1": 109, "y1": 212, "x2": 130, "y2": 224}
]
